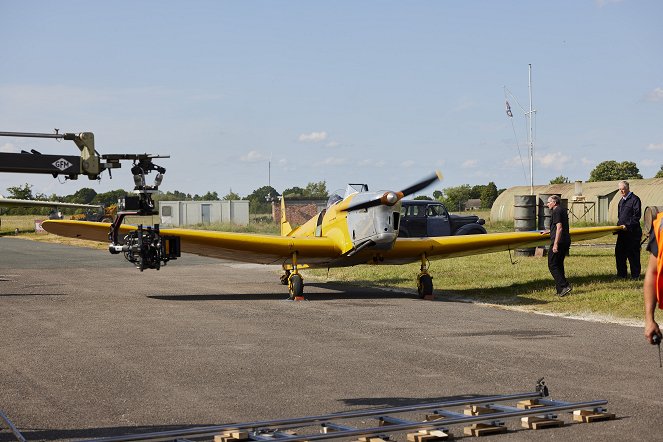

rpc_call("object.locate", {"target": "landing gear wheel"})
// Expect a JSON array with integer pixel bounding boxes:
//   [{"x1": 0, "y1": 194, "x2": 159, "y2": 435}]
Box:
[
  {"x1": 417, "y1": 274, "x2": 433, "y2": 299},
  {"x1": 280, "y1": 270, "x2": 291, "y2": 285},
  {"x1": 288, "y1": 274, "x2": 304, "y2": 300}
]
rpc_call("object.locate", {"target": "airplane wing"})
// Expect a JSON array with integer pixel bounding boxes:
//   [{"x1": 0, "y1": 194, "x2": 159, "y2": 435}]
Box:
[
  {"x1": 0, "y1": 197, "x2": 101, "y2": 210},
  {"x1": 41, "y1": 220, "x2": 340, "y2": 265},
  {"x1": 382, "y1": 226, "x2": 623, "y2": 263}
]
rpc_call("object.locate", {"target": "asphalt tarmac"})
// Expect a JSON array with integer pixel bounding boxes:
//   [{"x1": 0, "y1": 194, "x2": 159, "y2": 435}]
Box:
[{"x1": 0, "y1": 237, "x2": 661, "y2": 441}]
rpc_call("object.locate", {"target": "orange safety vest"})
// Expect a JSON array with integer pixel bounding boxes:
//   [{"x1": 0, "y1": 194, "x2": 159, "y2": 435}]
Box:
[{"x1": 654, "y1": 212, "x2": 663, "y2": 309}]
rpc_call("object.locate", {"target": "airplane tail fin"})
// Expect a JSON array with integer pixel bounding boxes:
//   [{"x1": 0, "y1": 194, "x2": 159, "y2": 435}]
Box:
[{"x1": 280, "y1": 196, "x2": 293, "y2": 236}]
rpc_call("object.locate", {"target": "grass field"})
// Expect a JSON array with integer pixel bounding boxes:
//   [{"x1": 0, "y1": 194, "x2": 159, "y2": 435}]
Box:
[
  {"x1": 309, "y1": 240, "x2": 646, "y2": 323},
  {"x1": 3, "y1": 214, "x2": 647, "y2": 324},
  {"x1": 0, "y1": 214, "x2": 39, "y2": 235}
]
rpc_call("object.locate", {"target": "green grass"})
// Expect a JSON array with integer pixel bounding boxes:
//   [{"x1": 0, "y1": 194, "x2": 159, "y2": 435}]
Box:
[
  {"x1": 309, "y1": 240, "x2": 646, "y2": 322},
  {"x1": 0, "y1": 214, "x2": 39, "y2": 235}
]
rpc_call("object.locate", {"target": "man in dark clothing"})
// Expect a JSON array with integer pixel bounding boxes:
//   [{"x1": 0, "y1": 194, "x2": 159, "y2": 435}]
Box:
[
  {"x1": 543, "y1": 195, "x2": 572, "y2": 297},
  {"x1": 616, "y1": 180, "x2": 642, "y2": 279}
]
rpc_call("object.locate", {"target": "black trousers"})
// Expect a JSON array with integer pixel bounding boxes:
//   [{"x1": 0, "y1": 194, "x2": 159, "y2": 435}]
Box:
[
  {"x1": 615, "y1": 229, "x2": 642, "y2": 278},
  {"x1": 548, "y1": 242, "x2": 570, "y2": 294}
]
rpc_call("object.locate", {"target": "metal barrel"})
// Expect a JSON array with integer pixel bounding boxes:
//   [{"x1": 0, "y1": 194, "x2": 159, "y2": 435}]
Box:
[
  {"x1": 514, "y1": 195, "x2": 537, "y2": 256},
  {"x1": 537, "y1": 194, "x2": 561, "y2": 230}
]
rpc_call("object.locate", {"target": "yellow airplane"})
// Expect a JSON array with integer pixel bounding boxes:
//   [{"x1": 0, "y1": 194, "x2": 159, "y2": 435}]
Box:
[{"x1": 41, "y1": 172, "x2": 622, "y2": 299}]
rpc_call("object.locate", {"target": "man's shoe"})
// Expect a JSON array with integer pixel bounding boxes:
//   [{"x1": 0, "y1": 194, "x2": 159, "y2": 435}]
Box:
[{"x1": 558, "y1": 285, "x2": 573, "y2": 297}]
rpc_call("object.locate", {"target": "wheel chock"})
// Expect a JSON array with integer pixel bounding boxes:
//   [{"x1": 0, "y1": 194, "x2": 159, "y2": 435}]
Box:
[
  {"x1": 406, "y1": 429, "x2": 451, "y2": 442},
  {"x1": 463, "y1": 423, "x2": 507, "y2": 437},
  {"x1": 572, "y1": 409, "x2": 616, "y2": 423},
  {"x1": 521, "y1": 416, "x2": 564, "y2": 429},
  {"x1": 214, "y1": 430, "x2": 249, "y2": 442},
  {"x1": 517, "y1": 399, "x2": 546, "y2": 409}
]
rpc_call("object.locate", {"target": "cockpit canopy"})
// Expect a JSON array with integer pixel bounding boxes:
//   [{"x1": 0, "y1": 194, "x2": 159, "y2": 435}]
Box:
[{"x1": 327, "y1": 183, "x2": 370, "y2": 209}]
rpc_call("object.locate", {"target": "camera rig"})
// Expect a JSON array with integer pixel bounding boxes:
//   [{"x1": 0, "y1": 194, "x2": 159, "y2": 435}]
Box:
[
  {"x1": 0, "y1": 130, "x2": 181, "y2": 271},
  {"x1": 107, "y1": 154, "x2": 181, "y2": 271}
]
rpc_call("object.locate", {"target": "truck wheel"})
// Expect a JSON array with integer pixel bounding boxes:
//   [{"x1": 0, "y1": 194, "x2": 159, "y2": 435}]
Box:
[{"x1": 417, "y1": 274, "x2": 433, "y2": 298}]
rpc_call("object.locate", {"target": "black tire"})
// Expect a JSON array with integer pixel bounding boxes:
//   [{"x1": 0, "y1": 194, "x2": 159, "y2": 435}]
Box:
[
  {"x1": 289, "y1": 274, "x2": 304, "y2": 300},
  {"x1": 417, "y1": 274, "x2": 433, "y2": 298}
]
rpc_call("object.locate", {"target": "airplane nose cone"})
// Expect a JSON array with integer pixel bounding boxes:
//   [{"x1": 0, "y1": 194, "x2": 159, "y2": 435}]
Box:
[{"x1": 385, "y1": 192, "x2": 398, "y2": 205}]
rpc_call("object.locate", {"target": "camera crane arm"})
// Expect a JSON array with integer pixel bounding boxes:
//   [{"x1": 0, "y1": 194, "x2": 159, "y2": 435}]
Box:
[
  {"x1": 0, "y1": 129, "x2": 179, "y2": 271},
  {"x1": 0, "y1": 131, "x2": 113, "y2": 179}
]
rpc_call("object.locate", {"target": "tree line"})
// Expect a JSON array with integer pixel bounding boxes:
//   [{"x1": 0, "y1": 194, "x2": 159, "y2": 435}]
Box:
[{"x1": 3, "y1": 160, "x2": 661, "y2": 216}]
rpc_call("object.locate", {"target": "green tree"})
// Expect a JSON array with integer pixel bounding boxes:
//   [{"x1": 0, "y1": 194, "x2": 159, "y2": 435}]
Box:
[
  {"x1": 479, "y1": 182, "x2": 498, "y2": 208},
  {"x1": 549, "y1": 175, "x2": 570, "y2": 184},
  {"x1": 470, "y1": 185, "x2": 485, "y2": 200},
  {"x1": 439, "y1": 184, "x2": 472, "y2": 212},
  {"x1": 65, "y1": 187, "x2": 97, "y2": 204},
  {"x1": 588, "y1": 160, "x2": 643, "y2": 182},
  {"x1": 194, "y1": 191, "x2": 219, "y2": 201},
  {"x1": 223, "y1": 191, "x2": 241, "y2": 200},
  {"x1": 6, "y1": 183, "x2": 34, "y2": 200},
  {"x1": 154, "y1": 190, "x2": 191, "y2": 201},
  {"x1": 93, "y1": 189, "x2": 129, "y2": 206},
  {"x1": 282, "y1": 186, "x2": 306, "y2": 197},
  {"x1": 655, "y1": 165, "x2": 663, "y2": 178},
  {"x1": 246, "y1": 185, "x2": 278, "y2": 214},
  {"x1": 304, "y1": 181, "x2": 328, "y2": 198},
  {"x1": 413, "y1": 195, "x2": 433, "y2": 200}
]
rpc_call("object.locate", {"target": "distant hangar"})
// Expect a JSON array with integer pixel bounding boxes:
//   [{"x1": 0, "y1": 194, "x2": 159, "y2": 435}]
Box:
[{"x1": 490, "y1": 178, "x2": 663, "y2": 224}]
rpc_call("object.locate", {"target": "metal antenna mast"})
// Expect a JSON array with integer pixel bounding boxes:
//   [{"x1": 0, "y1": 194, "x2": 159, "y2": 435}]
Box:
[{"x1": 526, "y1": 64, "x2": 536, "y2": 195}]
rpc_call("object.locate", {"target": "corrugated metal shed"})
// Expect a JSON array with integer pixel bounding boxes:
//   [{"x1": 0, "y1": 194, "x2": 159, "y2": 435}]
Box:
[{"x1": 490, "y1": 178, "x2": 663, "y2": 224}]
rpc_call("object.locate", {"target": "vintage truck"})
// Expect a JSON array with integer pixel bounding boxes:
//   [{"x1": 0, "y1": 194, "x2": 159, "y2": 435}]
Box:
[{"x1": 398, "y1": 200, "x2": 487, "y2": 237}]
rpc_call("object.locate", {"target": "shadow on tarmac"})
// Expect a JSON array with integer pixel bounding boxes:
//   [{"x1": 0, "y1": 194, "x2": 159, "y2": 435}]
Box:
[{"x1": 147, "y1": 282, "x2": 418, "y2": 302}]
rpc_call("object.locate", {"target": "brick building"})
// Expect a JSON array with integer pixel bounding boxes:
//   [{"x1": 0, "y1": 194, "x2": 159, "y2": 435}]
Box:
[{"x1": 272, "y1": 198, "x2": 327, "y2": 227}]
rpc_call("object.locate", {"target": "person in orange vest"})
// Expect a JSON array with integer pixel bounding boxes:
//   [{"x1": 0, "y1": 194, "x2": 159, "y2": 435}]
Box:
[{"x1": 644, "y1": 211, "x2": 663, "y2": 344}]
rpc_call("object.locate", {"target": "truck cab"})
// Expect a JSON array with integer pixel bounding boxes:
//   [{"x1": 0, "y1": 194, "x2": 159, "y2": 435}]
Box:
[{"x1": 398, "y1": 200, "x2": 486, "y2": 238}]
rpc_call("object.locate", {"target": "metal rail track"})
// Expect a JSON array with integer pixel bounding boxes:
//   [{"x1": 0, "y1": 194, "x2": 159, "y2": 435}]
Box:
[{"x1": 0, "y1": 381, "x2": 612, "y2": 442}]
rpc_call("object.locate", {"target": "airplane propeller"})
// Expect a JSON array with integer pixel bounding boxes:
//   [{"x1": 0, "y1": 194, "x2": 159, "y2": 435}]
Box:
[{"x1": 342, "y1": 171, "x2": 443, "y2": 212}]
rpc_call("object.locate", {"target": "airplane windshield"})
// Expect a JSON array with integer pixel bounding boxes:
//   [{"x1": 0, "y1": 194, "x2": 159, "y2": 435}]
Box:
[{"x1": 327, "y1": 190, "x2": 344, "y2": 208}]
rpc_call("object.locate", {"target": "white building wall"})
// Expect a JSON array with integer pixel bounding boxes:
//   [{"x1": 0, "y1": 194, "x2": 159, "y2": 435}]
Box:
[{"x1": 158, "y1": 200, "x2": 249, "y2": 226}]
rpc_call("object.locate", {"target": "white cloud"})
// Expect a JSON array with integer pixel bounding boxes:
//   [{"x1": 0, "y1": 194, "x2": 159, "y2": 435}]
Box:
[
  {"x1": 314, "y1": 157, "x2": 347, "y2": 167},
  {"x1": 298, "y1": 131, "x2": 328, "y2": 143},
  {"x1": 640, "y1": 159, "x2": 657, "y2": 167},
  {"x1": 239, "y1": 150, "x2": 267, "y2": 162},
  {"x1": 401, "y1": 160, "x2": 415, "y2": 168},
  {"x1": 325, "y1": 141, "x2": 340, "y2": 148},
  {"x1": 580, "y1": 157, "x2": 594, "y2": 166},
  {"x1": 503, "y1": 156, "x2": 525, "y2": 168},
  {"x1": 277, "y1": 158, "x2": 296, "y2": 171},
  {"x1": 646, "y1": 143, "x2": 663, "y2": 151},
  {"x1": 536, "y1": 152, "x2": 570, "y2": 168},
  {"x1": 461, "y1": 159, "x2": 478, "y2": 168},
  {"x1": 646, "y1": 88, "x2": 663, "y2": 102},
  {"x1": 359, "y1": 159, "x2": 386, "y2": 167}
]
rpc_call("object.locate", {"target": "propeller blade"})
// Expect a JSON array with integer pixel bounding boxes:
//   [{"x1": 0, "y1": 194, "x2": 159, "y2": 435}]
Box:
[
  {"x1": 399, "y1": 171, "x2": 443, "y2": 197},
  {"x1": 343, "y1": 197, "x2": 384, "y2": 212},
  {"x1": 342, "y1": 171, "x2": 442, "y2": 212}
]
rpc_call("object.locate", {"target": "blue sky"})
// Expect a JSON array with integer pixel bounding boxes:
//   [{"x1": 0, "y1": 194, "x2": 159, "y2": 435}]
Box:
[{"x1": 1, "y1": 0, "x2": 661, "y2": 199}]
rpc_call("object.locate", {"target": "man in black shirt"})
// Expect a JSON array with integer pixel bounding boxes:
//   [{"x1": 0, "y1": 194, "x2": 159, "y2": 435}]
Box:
[
  {"x1": 616, "y1": 180, "x2": 642, "y2": 279},
  {"x1": 543, "y1": 195, "x2": 572, "y2": 297}
]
